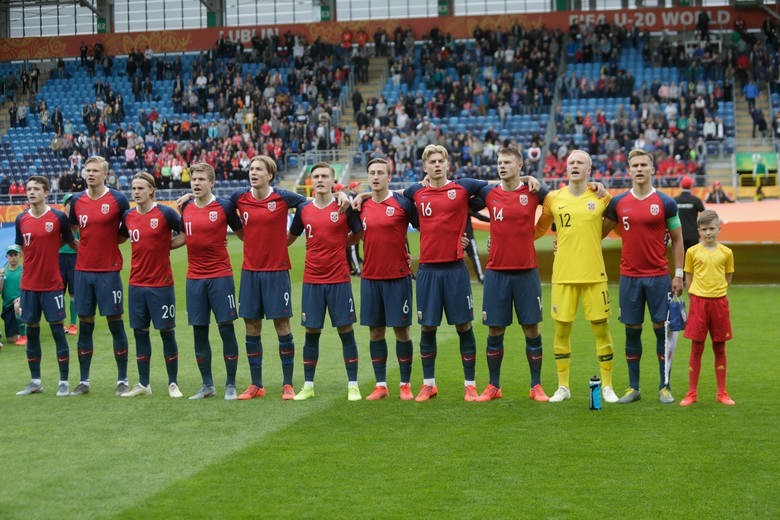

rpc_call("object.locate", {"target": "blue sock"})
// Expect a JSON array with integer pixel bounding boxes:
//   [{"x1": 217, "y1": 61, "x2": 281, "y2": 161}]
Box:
[
  {"x1": 108, "y1": 319, "x2": 129, "y2": 381},
  {"x1": 77, "y1": 320, "x2": 95, "y2": 382},
  {"x1": 340, "y1": 330, "x2": 359, "y2": 382},
  {"x1": 26, "y1": 325, "x2": 42, "y2": 380},
  {"x1": 303, "y1": 332, "x2": 320, "y2": 382},
  {"x1": 193, "y1": 325, "x2": 213, "y2": 386},
  {"x1": 160, "y1": 329, "x2": 178, "y2": 384},
  {"x1": 419, "y1": 329, "x2": 437, "y2": 380},
  {"x1": 218, "y1": 323, "x2": 239, "y2": 386},
  {"x1": 133, "y1": 329, "x2": 152, "y2": 386},
  {"x1": 50, "y1": 323, "x2": 69, "y2": 381},
  {"x1": 278, "y1": 333, "x2": 295, "y2": 386},
  {"x1": 526, "y1": 334, "x2": 543, "y2": 387},
  {"x1": 654, "y1": 326, "x2": 667, "y2": 389},
  {"x1": 369, "y1": 339, "x2": 388, "y2": 383},
  {"x1": 245, "y1": 334, "x2": 263, "y2": 387},
  {"x1": 486, "y1": 334, "x2": 504, "y2": 387},
  {"x1": 458, "y1": 328, "x2": 477, "y2": 381},
  {"x1": 626, "y1": 327, "x2": 643, "y2": 390},
  {"x1": 396, "y1": 339, "x2": 413, "y2": 384}
]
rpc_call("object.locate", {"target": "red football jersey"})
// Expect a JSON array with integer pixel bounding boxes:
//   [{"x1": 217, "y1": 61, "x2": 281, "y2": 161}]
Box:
[
  {"x1": 360, "y1": 193, "x2": 415, "y2": 280},
  {"x1": 16, "y1": 207, "x2": 74, "y2": 291},
  {"x1": 289, "y1": 200, "x2": 362, "y2": 284},
  {"x1": 230, "y1": 187, "x2": 306, "y2": 272},
  {"x1": 123, "y1": 204, "x2": 182, "y2": 287},
  {"x1": 181, "y1": 196, "x2": 242, "y2": 279},
  {"x1": 69, "y1": 188, "x2": 129, "y2": 272},
  {"x1": 404, "y1": 179, "x2": 485, "y2": 264},
  {"x1": 605, "y1": 189, "x2": 678, "y2": 277},
  {"x1": 477, "y1": 183, "x2": 547, "y2": 270}
]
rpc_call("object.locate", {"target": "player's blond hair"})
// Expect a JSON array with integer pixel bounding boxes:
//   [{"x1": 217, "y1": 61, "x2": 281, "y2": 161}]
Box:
[
  {"x1": 84, "y1": 155, "x2": 109, "y2": 174},
  {"x1": 249, "y1": 155, "x2": 278, "y2": 181},
  {"x1": 422, "y1": 144, "x2": 449, "y2": 163},
  {"x1": 697, "y1": 209, "x2": 720, "y2": 227},
  {"x1": 190, "y1": 162, "x2": 215, "y2": 182},
  {"x1": 567, "y1": 149, "x2": 592, "y2": 169},
  {"x1": 628, "y1": 148, "x2": 655, "y2": 166}
]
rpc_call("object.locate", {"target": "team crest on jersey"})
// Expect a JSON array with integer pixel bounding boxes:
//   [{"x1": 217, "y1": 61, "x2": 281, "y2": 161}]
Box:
[
  {"x1": 150, "y1": 218, "x2": 159, "y2": 229},
  {"x1": 447, "y1": 189, "x2": 456, "y2": 200},
  {"x1": 45, "y1": 222, "x2": 54, "y2": 232},
  {"x1": 519, "y1": 194, "x2": 528, "y2": 206},
  {"x1": 650, "y1": 204, "x2": 660, "y2": 216},
  {"x1": 386, "y1": 206, "x2": 395, "y2": 217},
  {"x1": 101, "y1": 204, "x2": 110, "y2": 214},
  {"x1": 330, "y1": 212, "x2": 339, "y2": 222},
  {"x1": 209, "y1": 211, "x2": 218, "y2": 222},
  {"x1": 587, "y1": 201, "x2": 596, "y2": 211},
  {"x1": 268, "y1": 201, "x2": 277, "y2": 211}
]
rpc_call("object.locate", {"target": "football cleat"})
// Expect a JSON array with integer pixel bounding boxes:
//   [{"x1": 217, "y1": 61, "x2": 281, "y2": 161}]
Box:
[
  {"x1": 475, "y1": 384, "x2": 502, "y2": 402},
  {"x1": 16, "y1": 381, "x2": 43, "y2": 396},
  {"x1": 15, "y1": 335, "x2": 27, "y2": 346},
  {"x1": 659, "y1": 387, "x2": 675, "y2": 404},
  {"x1": 121, "y1": 383, "x2": 152, "y2": 397},
  {"x1": 347, "y1": 385, "x2": 362, "y2": 401},
  {"x1": 281, "y1": 384, "x2": 295, "y2": 400},
  {"x1": 548, "y1": 386, "x2": 571, "y2": 402},
  {"x1": 679, "y1": 390, "x2": 698, "y2": 407},
  {"x1": 56, "y1": 382, "x2": 70, "y2": 397},
  {"x1": 168, "y1": 382, "x2": 183, "y2": 398},
  {"x1": 601, "y1": 385, "x2": 619, "y2": 403},
  {"x1": 68, "y1": 325, "x2": 78, "y2": 335},
  {"x1": 399, "y1": 383, "x2": 414, "y2": 401},
  {"x1": 617, "y1": 387, "x2": 641, "y2": 404},
  {"x1": 189, "y1": 385, "x2": 217, "y2": 400},
  {"x1": 293, "y1": 385, "x2": 315, "y2": 401},
  {"x1": 529, "y1": 384, "x2": 550, "y2": 402},
  {"x1": 115, "y1": 381, "x2": 130, "y2": 396},
  {"x1": 366, "y1": 385, "x2": 389, "y2": 400},
  {"x1": 69, "y1": 382, "x2": 90, "y2": 396},
  {"x1": 237, "y1": 384, "x2": 265, "y2": 400},
  {"x1": 716, "y1": 391, "x2": 735, "y2": 405},
  {"x1": 224, "y1": 384, "x2": 238, "y2": 401},
  {"x1": 414, "y1": 384, "x2": 438, "y2": 402},
  {"x1": 464, "y1": 384, "x2": 479, "y2": 402}
]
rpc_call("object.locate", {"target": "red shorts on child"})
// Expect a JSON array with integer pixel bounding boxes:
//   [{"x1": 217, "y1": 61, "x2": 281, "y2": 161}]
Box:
[{"x1": 684, "y1": 294, "x2": 733, "y2": 342}]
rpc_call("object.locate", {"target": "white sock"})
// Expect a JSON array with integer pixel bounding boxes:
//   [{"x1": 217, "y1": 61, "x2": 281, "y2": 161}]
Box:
[
  {"x1": 59, "y1": 380, "x2": 68, "y2": 386},
  {"x1": 31, "y1": 378, "x2": 42, "y2": 385},
  {"x1": 464, "y1": 380, "x2": 476, "y2": 388},
  {"x1": 347, "y1": 381, "x2": 359, "y2": 388},
  {"x1": 303, "y1": 381, "x2": 314, "y2": 389},
  {"x1": 376, "y1": 382, "x2": 387, "y2": 388},
  {"x1": 423, "y1": 378, "x2": 436, "y2": 387}
]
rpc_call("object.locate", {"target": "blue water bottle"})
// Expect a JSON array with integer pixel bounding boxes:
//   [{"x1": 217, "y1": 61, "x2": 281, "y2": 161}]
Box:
[{"x1": 589, "y1": 376, "x2": 602, "y2": 410}]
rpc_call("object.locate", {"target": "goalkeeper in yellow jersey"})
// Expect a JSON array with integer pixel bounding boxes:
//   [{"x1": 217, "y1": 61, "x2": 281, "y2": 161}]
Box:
[{"x1": 534, "y1": 150, "x2": 618, "y2": 403}]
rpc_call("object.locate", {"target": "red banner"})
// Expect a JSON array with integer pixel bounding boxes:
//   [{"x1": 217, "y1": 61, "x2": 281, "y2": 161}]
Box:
[{"x1": 0, "y1": 7, "x2": 766, "y2": 62}]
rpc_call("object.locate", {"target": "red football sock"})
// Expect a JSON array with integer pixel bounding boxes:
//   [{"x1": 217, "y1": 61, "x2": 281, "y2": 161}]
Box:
[
  {"x1": 713, "y1": 341, "x2": 727, "y2": 393},
  {"x1": 688, "y1": 341, "x2": 705, "y2": 393}
]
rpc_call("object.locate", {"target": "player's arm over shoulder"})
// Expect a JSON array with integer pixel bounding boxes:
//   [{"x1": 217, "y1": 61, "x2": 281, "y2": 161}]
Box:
[{"x1": 534, "y1": 190, "x2": 557, "y2": 239}]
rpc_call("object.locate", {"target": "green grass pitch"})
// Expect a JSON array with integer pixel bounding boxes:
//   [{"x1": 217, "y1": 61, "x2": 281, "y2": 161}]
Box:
[{"x1": 0, "y1": 232, "x2": 777, "y2": 519}]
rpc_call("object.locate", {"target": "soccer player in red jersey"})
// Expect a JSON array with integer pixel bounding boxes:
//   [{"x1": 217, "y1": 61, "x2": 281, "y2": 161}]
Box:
[
  {"x1": 181, "y1": 162, "x2": 244, "y2": 400},
  {"x1": 14, "y1": 176, "x2": 77, "y2": 397},
  {"x1": 358, "y1": 158, "x2": 417, "y2": 400},
  {"x1": 230, "y1": 155, "x2": 308, "y2": 400},
  {"x1": 68, "y1": 156, "x2": 131, "y2": 396},
  {"x1": 470, "y1": 147, "x2": 550, "y2": 402},
  {"x1": 120, "y1": 172, "x2": 186, "y2": 398},
  {"x1": 603, "y1": 149, "x2": 684, "y2": 404},
  {"x1": 288, "y1": 162, "x2": 364, "y2": 401}
]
